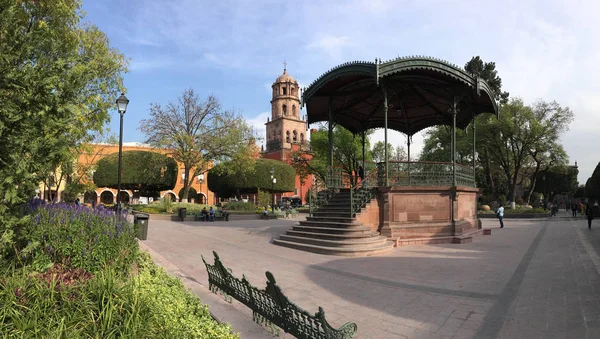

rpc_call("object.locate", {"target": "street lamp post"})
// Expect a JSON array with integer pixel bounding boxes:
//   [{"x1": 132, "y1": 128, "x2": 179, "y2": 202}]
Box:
[
  {"x1": 198, "y1": 173, "x2": 205, "y2": 204},
  {"x1": 115, "y1": 93, "x2": 129, "y2": 214},
  {"x1": 269, "y1": 167, "x2": 275, "y2": 214}
]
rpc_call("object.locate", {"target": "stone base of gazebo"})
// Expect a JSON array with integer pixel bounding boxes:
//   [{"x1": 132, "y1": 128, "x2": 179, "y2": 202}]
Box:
[{"x1": 357, "y1": 186, "x2": 491, "y2": 247}]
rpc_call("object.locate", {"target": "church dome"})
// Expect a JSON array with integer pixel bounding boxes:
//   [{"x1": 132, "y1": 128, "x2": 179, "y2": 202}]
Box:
[{"x1": 275, "y1": 69, "x2": 296, "y2": 83}]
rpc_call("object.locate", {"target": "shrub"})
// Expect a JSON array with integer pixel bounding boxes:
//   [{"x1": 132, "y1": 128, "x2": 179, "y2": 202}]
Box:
[
  {"x1": 0, "y1": 253, "x2": 238, "y2": 338},
  {"x1": 225, "y1": 201, "x2": 255, "y2": 211},
  {"x1": 161, "y1": 197, "x2": 174, "y2": 214},
  {"x1": 516, "y1": 197, "x2": 524, "y2": 205},
  {"x1": 18, "y1": 201, "x2": 137, "y2": 273},
  {"x1": 497, "y1": 195, "x2": 507, "y2": 206}
]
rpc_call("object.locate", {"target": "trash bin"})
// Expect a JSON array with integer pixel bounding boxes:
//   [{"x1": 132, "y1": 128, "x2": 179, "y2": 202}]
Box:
[
  {"x1": 134, "y1": 213, "x2": 149, "y2": 240},
  {"x1": 178, "y1": 207, "x2": 187, "y2": 221}
]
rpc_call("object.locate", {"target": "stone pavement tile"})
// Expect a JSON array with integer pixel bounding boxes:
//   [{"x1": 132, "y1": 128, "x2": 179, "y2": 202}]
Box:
[
  {"x1": 451, "y1": 327, "x2": 477, "y2": 339},
  {"x1": 436, "y1": 317, "x2": 464, "y2": 337}
]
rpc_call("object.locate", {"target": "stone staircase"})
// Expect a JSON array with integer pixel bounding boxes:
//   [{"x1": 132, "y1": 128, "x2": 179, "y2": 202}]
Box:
[{"x1": 273, "y1": 188, "x2": 394, "y2": 256}]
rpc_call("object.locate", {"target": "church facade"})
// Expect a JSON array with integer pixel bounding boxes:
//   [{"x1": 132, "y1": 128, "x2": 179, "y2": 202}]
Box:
[{"x1": 261, "y1": 67, "x2": 313, "y2": 204}]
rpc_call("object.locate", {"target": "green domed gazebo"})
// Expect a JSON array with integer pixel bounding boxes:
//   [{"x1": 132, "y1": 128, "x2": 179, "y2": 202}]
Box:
[{"x1": 274, "y1": 56, "x2": 498, "y2": 255}]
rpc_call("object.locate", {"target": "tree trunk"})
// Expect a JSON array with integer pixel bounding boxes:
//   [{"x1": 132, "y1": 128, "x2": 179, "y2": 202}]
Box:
[
  {"x1": 484, "y1": 148, "x2": 495, "y2": 194},
  {"x1": 526, "y1": 176, "x2": 537, "y2": 205},
  {"x1": 181, "y1": 167, "x2": 191, "y2": 203}
]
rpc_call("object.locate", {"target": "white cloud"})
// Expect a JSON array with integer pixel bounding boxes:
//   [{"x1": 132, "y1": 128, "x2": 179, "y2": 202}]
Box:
[{"x1": 306, "y1": 35, "x2": 352, "y2": 61}]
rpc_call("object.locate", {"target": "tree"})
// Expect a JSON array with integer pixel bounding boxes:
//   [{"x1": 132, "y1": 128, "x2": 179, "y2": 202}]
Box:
[
  {"x1": 0, "y1": 0, "x2": 126, "y2": 260},
  {"x1": 208, "y1": 159, "x2": 295, "y2": 198},
  {"x1": 290, "y1": 126, "x2": 372, "y2": 186},
  {"x1": 139, "y1": 89, "x2": 255, "y2": 202},
  {"x1": 585, "y1": 162, "x2": 600, "y2": 200},
  {"x1": 93, "y1": 151, "x2": 178, "y2": 197},
  {"x1": 464, "y1": 56, "x2": 510, "y2": 104}
]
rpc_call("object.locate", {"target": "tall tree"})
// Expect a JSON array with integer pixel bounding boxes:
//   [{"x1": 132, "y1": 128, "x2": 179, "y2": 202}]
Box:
[
  {"x1": 0, "y1": 0, "x2": 127, "y2": 260},
  {"x1": 585, "y1": 162, "x2": 600, "y2": 200},
  {"x1": 289, "y1": 126, "x2": 372, "y2": 186},
  {"x1": 139, "y1": 89, "x2": 255, "y2": 201},
  {"x1": 464, "y1": 56, "x2": 510, "y2": 104}
]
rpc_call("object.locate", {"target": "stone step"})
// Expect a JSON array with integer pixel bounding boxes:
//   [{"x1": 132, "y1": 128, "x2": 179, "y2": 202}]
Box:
[
  {"x1": 312, "y1": 211, "x2": 355, "y2": 217},
  {"x1": 272, "y1": 239, "x2": 394, "y2": 257},
  {"x1": 278, "y1": 234, "x2": 389, "y2": 248},
  {"x1": 285, "y1": 230, "x2": 381, "y2": 241},
  {"x1": 298, "y1": 220, "x2": 364, "y2": 228},
  {"x1": 306, "y1": 216, "x2": 357, "y2": 223},
  {"x1": 292, "y1": 225, "x2": 373, "y2": 235}
]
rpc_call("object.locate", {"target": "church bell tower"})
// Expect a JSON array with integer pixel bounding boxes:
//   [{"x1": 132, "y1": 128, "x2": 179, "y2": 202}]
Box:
[{"x1": 265, "y1": 64, "x2": 306, "y2": 154}]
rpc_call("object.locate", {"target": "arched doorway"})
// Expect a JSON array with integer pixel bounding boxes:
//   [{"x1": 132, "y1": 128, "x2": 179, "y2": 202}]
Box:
[
  {"x1": 196, "y1": 193, "x2": 207, "y2": 204},
  {"x1": 100, "y1": 190, "x2": 114, "y2": 204},
  {"x1": 164, "y1": 192, "x2": 177, "y2": 202},
  {"x1": 118, "y1": 191, "x2": 130, "y2": 204},
  {"x1": 84, "y1": 191, "x2": 98, "y2": 205},
  {"x1": 178, "y1": 187, "x2": 197, "y2": 202}
]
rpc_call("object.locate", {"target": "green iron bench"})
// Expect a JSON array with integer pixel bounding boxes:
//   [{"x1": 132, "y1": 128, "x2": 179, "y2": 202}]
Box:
[{"x1": 202, "y1": 251, "x2": 358, "y2": 339}]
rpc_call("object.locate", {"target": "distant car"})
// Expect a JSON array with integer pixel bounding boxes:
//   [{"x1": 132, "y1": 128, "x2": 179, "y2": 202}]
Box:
[{"x1": 279, "y1": 197, "x2": 302, "y2": 208}]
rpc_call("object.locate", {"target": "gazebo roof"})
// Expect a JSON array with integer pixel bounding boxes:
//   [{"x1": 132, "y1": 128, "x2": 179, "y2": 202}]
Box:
[{"x1": 301, "y1": 56, "x2": 498, "y2": 136}]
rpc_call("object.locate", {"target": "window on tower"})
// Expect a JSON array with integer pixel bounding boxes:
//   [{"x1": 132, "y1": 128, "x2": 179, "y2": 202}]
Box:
[
  {"x1": 291, "y1": 88, "x2": 296, "y2": 96},
  {"x1": 282, "y1": 104, "x2": 287, "y2": 115},
  {"x1": 286, "y1": 131, "x2": 290, "y2": 143},
  {"x1": 282, "y1": 87, "x2": 287, "y2": 95},
  {"x1": 292, "y1": 105, "x2": 296, "y2": 116},
  {"x1": 300, "y1": 133, "x2": 304, "y2": 144},
  {"x1": 293, "y1": 130, "x2": 297, "y2": 143}
]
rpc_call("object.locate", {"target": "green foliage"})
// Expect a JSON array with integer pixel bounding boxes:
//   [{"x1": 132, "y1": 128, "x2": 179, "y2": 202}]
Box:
[
  {"x1": 208, "y1": 158, "x2": 295, "y2": 198},
  {"x1": 0, "y1": 253, "x2": 238, "y2": 338},
  {"x1": 161, "y1": 197, "x2": 174, "y2": 214},
  {"x1": 0, "y1": 0, "x2": 127, "y2": 213},
  {"x1": 131, "y1": 202, "x2": 214, "y2": 215},
  {"x1": 225, "y1": 201, "x2": 255, "y2": 211},
  {"x1": 16, "y1": 202, "x2": 137, "y2": 274},
  {"x1": 302, "y1": 126, "x2": 373, "y2": 185},
  {"x1": 257, "y1": 190, "x2": 272, "y2": 209},
  {"x1": 585, "y1": 162, "x2": 600, "y2": 199},
  {"x1": 93, "y1": 151, "x2": 177, "y2": 195},
  {"x1": 371, "y1": 141, "x2": 406, "y2": 163},
  {"x1": 464, "y1": 56, "x2": 510, "y2": 103},
  {"x1": 497, "y1": 194, "x2": 507, "y2": 206}
]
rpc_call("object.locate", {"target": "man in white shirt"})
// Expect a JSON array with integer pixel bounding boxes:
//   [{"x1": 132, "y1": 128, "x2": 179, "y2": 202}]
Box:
[{"x1": 496, "y1": 205, "x2": 505, "y2": 228}]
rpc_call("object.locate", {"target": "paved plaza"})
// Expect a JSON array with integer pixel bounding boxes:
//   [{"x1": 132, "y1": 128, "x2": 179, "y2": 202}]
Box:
[{"x1": 139, "y1": 211, "x2": 600, "y2": 339}]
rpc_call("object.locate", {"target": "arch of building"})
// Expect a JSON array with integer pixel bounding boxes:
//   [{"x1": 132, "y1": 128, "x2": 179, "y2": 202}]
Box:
[{"x1": 161, "y1": 190, "x2": 177, "y2": 201}]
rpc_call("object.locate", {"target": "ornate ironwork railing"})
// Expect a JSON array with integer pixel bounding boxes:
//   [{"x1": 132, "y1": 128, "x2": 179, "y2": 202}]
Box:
[
  {"x1": 382, "y1": 161, "x2": 476, "y2": 188},
  {"x1": 202, "y1": 251, "x2": 358, "y2": 339},
  {"x1": 350, "y1": 167, "x2": 378, "y2": 217},
  {"x1": 325, "y1": 166, "x2": 344, "y2": 189}
]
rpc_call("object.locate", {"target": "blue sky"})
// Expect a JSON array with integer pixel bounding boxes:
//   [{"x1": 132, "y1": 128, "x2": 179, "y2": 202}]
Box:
[{"x1": 83, "y1": 0, "x2": 599, "y2": 183}]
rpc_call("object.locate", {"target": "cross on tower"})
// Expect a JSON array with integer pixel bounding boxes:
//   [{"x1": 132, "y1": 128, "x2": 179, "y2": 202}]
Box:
[{"x1": 283, "y1": 60, "x2": 287, "y2": 72}]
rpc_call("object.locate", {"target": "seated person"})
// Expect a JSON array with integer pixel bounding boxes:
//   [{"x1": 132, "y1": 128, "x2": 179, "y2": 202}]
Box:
[
  {"x1": 262, "y1": 207, "x2": 269, "y2": 217},
  {"x1": 201, "y1": 207, "x2": 209, "y2": 221},
  {"x1": 220, "y1": 206, "x2": 229, "y2": 221},
  {"x1": 208, "y1": 206, "x2": 215, "y2": 222}
]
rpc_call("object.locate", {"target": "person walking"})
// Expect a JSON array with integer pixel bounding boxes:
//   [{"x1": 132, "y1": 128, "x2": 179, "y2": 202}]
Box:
[
  {"x1": 496, "y1": 205, "x2": 505, "y2": 228},
  {"x1": 571, "y1": 202, "x2": 577, "y2": 218},
  {"x1": 586, "y1": 200, "x2": 594, "y2": 229}
]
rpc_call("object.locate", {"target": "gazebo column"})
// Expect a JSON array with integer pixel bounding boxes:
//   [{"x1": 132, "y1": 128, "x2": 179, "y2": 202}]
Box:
[
  {"x1": 472, "y1": 115, "x2": 476, "y2": 188},
  {"x1": 361, "y1": 131, "x2": 366, "y2": 172},
  {"x1": 407, "y1": 134, "x2": 411, "y2": 185},
  {"x1": 383, "y1": 86, "x2": 389, "y2": 186},
  {"x1": 450, "y1": 98, "x2": 459, "y2": 231},
  {"x1": 328, "y1": 101, "x2": 333, "y2": 168}
]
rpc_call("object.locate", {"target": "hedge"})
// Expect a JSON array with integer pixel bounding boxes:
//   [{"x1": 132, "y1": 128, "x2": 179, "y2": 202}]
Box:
[
  {"x1": 93, "y1": 151, "x2": 177, "y2": 196},
  {"x1": 208, "y1": 158, "x2": 295, "y2": 197}
]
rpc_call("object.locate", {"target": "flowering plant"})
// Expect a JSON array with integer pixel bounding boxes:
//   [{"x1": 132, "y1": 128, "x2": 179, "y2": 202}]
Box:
[{"x1": 19, "y1": 200, "x2": 138, "y2": 273}]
